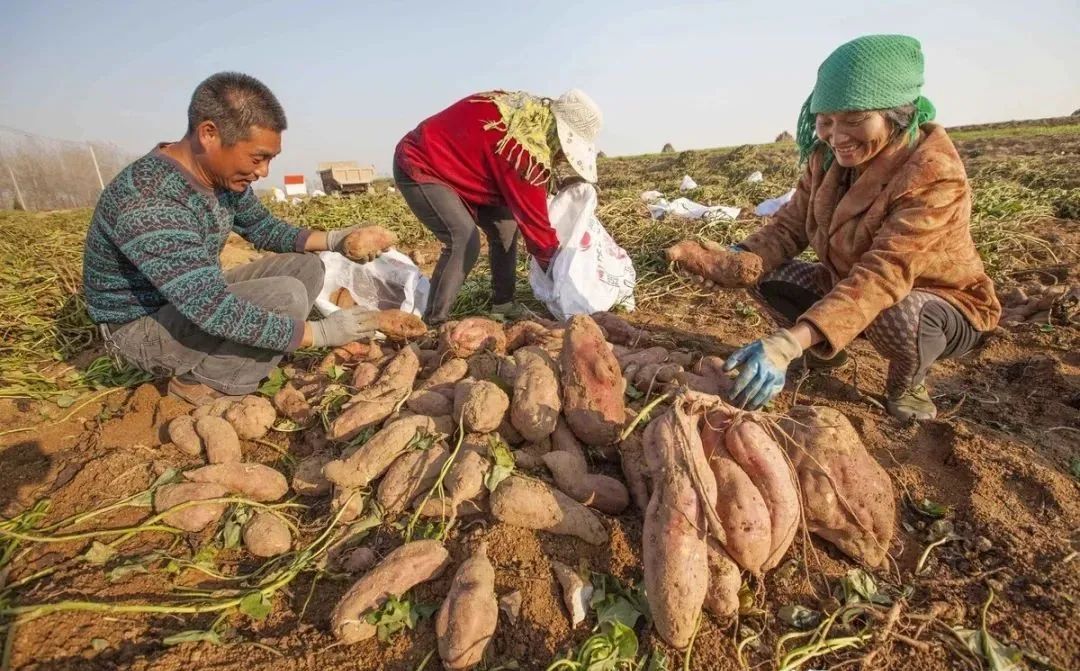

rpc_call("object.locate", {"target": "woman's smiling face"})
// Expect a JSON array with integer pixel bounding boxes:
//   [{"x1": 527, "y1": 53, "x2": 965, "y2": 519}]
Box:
[{"x1": 815, "y1": 110, "x2": 893, "y2": 168}]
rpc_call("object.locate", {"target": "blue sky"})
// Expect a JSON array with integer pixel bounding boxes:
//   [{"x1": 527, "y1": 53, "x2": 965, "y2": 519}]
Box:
[{"x1": 2, "y1": 0, "x2": 1077, "y2": 185}]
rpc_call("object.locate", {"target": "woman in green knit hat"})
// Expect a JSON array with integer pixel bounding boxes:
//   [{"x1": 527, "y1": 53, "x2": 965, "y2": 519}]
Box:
[{"x1": 717, "y1": 34, "x2": 1001, "y2": 420}]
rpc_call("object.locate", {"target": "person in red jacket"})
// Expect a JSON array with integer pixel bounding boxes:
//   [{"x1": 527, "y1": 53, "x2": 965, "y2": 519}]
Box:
[{"x1": 394, "y1": 89, "x2": 602, "y2": 325}]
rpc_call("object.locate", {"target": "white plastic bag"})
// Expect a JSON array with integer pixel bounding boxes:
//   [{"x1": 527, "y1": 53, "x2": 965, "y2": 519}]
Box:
[
  {"x1": 754, "y1": 188, "x2": 796, "y2": 216},
  {"x1": 679, "y1": 174, "x2": 698, "y2": 191},
  {"x1": 315, "y1": 250, "x2": 429, "y2": 317},
  {"x1": 529, "y1": 183, "x2": 636, "y2": 321}
]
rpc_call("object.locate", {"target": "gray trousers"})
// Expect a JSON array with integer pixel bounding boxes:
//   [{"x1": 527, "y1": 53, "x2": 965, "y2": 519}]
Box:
[
  {"x1": 104, "y1": 253, "x2": 325, "y2": 396},
  {"x1": 394, "y1": 161, "x2": 519, "y2": 325},
  {"x1": 749, "y1": 260, "x2": 983, "y2": 395}
]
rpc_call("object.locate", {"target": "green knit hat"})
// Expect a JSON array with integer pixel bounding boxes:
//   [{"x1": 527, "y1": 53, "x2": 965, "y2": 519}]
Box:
[{"x1": 796, "y1": 34, "x2": 936, "y2": 163}]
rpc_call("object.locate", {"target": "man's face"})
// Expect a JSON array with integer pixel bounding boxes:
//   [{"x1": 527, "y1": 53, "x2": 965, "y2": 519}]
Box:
[{"x1": 196, "y1": 122, "x2": 282, "y2": 192}]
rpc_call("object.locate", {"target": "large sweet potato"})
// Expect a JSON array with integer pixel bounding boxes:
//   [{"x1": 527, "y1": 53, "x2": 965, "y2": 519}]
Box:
[
  {"x1": 272, "y1": 384, "x2": 314, "y2": 424},
  {"x1": 327, "y1": 396, "x2": 398, "y2": 442},
  {"x1": 722, "y1": 417, "x2": 800, "y2": 570},
  {"x1": 541, "y1": 451, "x2": 629, "y2": 515},
  {"x1": 590, "y1": 312, "x2": 657, "y2": 347},
  {"x1": 242, "y1": 511, "x2": 291, "y2": 557},
  {"x1": 617, "y1": 347, "x2": 669, "y2": 371},
  {"x1": 224, "y1": 395, "x2": 276, "y2": 440},
  {"x1": 778, "y1": 406, "x2": 896, "y2": 567},
  {"x1": 439, "y1": 318, "x2": 507, "y2": 358},
  {"x1": 703, "y1": 539, "x2": 741, "y2": 619},
  {"x1": 454, "y1": 379, "x2": 509, "y2": 434},
  {"x1": 560, "y1": 315, "x2": 626, "y2": 446},
  {"x1": 505, "y1": 320, "x2": 550, "y2": 352},
  {"x1": 435, "y1": 542, "x2": 498, "y2": 670},
  {"x1": 510, "y1": 347, "x2": 561, "y2": 443},
  {"x1": 490, "y1": 476, "x2": 607, "y2": 545},
  {"x1": 154, "y1": 482, "x2": 228, "y2": 532},
  {"x1": 349, "y1": 345, "x2": 420, "y2": 403},
  {"x1": 331, "y1": 540, "x2": 451, "y2": 643},
  {"x1": 167, "y1": 415, "x2": 202, "y2": 456},
  {"x1": 324, "y1": 415, "x2": 438, "y2": 489},
  {"x1": 376, "y1": 309, "x2": 427, "y2": 342},
  {"x1": 351, "y1": 362, "x2": 382, "y2": 390},
  {"x1": 341, "y1": 226, "x2": 397, "y2": 262},
  {"x1": 407, "y1": 389, "x2": 454, "y2": 416},
  {"x1": 195, "y1": 416, "x2": 241, "y2": 464},
  {"x1": 376, "y1": 444, "x2": 450, "y2": 513},
  {"x1": 665, "y1": 240, "x2": 763, "y2": 288},
  {"x1": 292, "y1": 453, "x2": 333, "y2": 497},
  {"x1": 419, "y1": 358, "x2": 469, "y2": 391},
  {"x1": 183, "y1": 463, "x2": 288, "y2": 502}
]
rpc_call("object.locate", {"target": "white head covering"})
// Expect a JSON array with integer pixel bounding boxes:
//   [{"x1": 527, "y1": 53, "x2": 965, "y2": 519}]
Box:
[{"x1": 550, "y1": 88, "x2": 603, "y2": 183}]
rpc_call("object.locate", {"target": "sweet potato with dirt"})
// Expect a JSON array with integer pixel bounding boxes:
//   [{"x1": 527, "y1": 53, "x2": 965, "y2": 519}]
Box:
[
  {"x1": 703, "y1": 539, "x2": 741, "y2": 619},
  {"x1": 560, "y1": 315, "x2": 626, "y2": 446},
  {"x1": 643, "y1": 470, "x2": 710, "y2": 650},
  {"x1": 167, "y1": 415, "x2": 202, "y2": 456},
  {"x1": 550, "y1": 418, "x2": 587, "y2": 468},
  {"x1": 590, "y1": 311, "x2": 656, "y2": 347},
  {"x1": 224, "y1": 395, "x2": 276, "y2": 440},
  {"x1": 505, "y1": 320, "x2": 550, "y2": 352},
  {"x1": 324, "y1": 415, "x2": 438, "y2": 489},
  {"x1": 377, "y1": 309, "x2": 427, "y2": 341},
  {"x1": 632, "y1": 362, "x2": 683, "y2": 391},
  {"x1": 665, "y1": 240, "x2": 764, "y2": 288},
  {"x1": 192, "y1": 396, "x2": 237, "y2": 420},
  {"x1": 617, "y1": 346, "x2": 669, "y2": 370},
  {"x1": 349, "y1": 345, "x2": 420, "y2": 402},
  {"x1": 778, "y1": 405, "x2": 896, "y2": 567},
  {"x1": 327, "y1": 396, "x2": 399, "y2": 442},
  {"x1": 273, "y1": 384, "x2": 314, "y2": 424},
  {"x1": 510, "y1": 347, "x2": 561, "y2": 443},
  {"x1": 154, "y1": 482, "x2": 229, "y2": 532},
  {"x1": 407, "y1": 389, "x2": 454, "y2": 416},
  {"x1": 350, "y1": 362, "x2": 382, "y2": 389},
  {"x1": 341, "y1": 225, "x2": 397, "y2": 262},
  {"x1": 292, "y1": 453, "x2": 333, "y2": 497},
  {"x1": 420, "y1": 358, "x2": 469, "y2": 390},
  {"x1": 332, "y1": 486, "x2": 364, "y2": 522},
  {"x1": 331, "y1": 287, "x2": 357, "y2": 309},
  {"x1": 436, "y1": 542, "x2": 498, "y2": 670},
  {"x1": 439, "y1": 318, "x2": 507, "y2": 358},
  {"x1": 331, "y1": 540, "x2": 451, "y2": 643},
  {"x1": 242, "y1": 511, "x2": 292, "y2": 557},
  {"x1": 320, "y1": 341, "x2": 382, "y2": 376},
  {"x1": 468, "y1": 352, "x2": 518, "y2": 386},
  {"x1": 619, "y1": 433, "x2": 651, "y2": 513},
  {"x1": 721, "y1": 417, "x2": 800, "y2": 570},
  {"x1": 454, "y1": 379, "x2": 509, "y2": 434},
  {"x1": 498, "y1": 418, "x2": 524, "y2": 445},
  {"x1": 195, "y1": 416, "x2": 241, "y2": 464},
  {"x1": 490, "y1": 476, "x2": 607, "y2": 544},
  {"x1": 183, "y1": 463, "x2": 289, "y2": 502},
  {"x1": 376, "y1": 443, "x2": 450, "y2": 513},
  {"x1": 542, "y1": 451, "x2": 629, "y2": 515},
  {"x1": 337, "y1": 546, "x2": 377, "y2": 573}
]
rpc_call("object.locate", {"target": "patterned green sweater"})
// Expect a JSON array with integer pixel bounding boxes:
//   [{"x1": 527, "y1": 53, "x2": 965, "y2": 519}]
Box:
[{"x1": 83, "y1": 147, "x2": 310, "y2": 351}]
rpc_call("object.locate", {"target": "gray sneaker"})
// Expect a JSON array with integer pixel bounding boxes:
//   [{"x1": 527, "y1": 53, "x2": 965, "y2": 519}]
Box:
[{"x1": 886, "y1": 384, "x2": 937, "y2": 421}]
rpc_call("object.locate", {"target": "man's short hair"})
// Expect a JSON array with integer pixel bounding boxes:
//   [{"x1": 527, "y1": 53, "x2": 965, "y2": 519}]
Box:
[{"x1": 187, "y1": 72, "x2": 287, "y2": 145}]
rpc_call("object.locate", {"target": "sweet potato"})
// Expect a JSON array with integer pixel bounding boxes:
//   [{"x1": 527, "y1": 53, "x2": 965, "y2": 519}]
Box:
[
  {"x1": 551, "y1": 560, "x2": 592, "y2": 628},
  {"x1": 224, "y1": 395, "x2": 276, "y2": 440},
  {"x1": 332, "y1": 486, "x2": 364, "y2": 522},
  {"x1": 320, "y1": 341, "x2": 382, "y2": 376},
  {"x1": 331, "y1": 286, "x2": 357, "y2": 309},
  {"x1": 439, "y1": 318, "x2": 507, "y2": 358},
  {"x1": 722, "y1": 418, "x2": 800, "y2": 570},
  {"x1": 505, "y1": 320, "x2": 550, "y2": 352},
  {"x1": 665, "y1": 240, "x2": 764, "y2": 288},
  {"x1": 194, "y1": 416, "x2": 241, "y2": 464},
  {"x1": 324, "y1": 415, "x2": 438, "y2": 489},
  {"x1": 341, "y1": 225, "x2": 397, "y2": 262},
  {"x1": 703, "y1": 539, "x2": 741, "y2": 619},
  {"x1": 560, "y1": 315, "x2": 626, "y2": 446},
  {"x1": 454, "y1": 379, "x2": 509, "y2": 434},
  {"x1": 407, "y1": 389, "x2": 454, "y2": 416},
  {"x1": 167, "y1": 415, "x2": 202, "y2": 456},
  {"x1": 183, "y1": 463, "x2": 288, "y2": 502},
  {"x1": 436, "y1": 542, "x2": 498, "y2": 670},
  {"x1": 191, "y1": 396, "x2": 236, "y2": 420},
  {"x1": 490, "y1": 476, "x2": 607, "y2": 544},
  {"x1": 590, "y1": 311, "x2": 656, "y2": 347},
  {"x1": 376, "y1": 443, "x2": 450, "y2": 513},
  {"x1": 619, "y1": 434, "x2": 651, "y2": 514},
  {"x1": 666, "y1": 351, "x2": 695, "y2": 368},
  {"x1": 550, "y1": 419, "x2": 588, "y2": 468},
  {"x1": 700, "y1": 421, "x2": 772, "y2": 574},
  {"x1": 350, "y1": 362, "x2": 382, "y2": 390},
  {"x1": 632, "y1": 362, "x2": 683, "y2": 391},
  {"x1": 328, "y1": 396, "x2": 398, "y2": 442},
  {"x1": 331, "y1": 540, "x2": 451, "y2": 643},
  {"x1": 154, "y1": 482, "x2": 228, "y2": 532},
  {"x1": 467, "y1": 352, "x2": 517, "y2": 385},
  {"x1": 420, "y1": 357, "x2": 469, "y2": 390},
  {"x1": 242, "y1": 511, "x2": 291, "y2": 557},
  {"x1": 643, "y1": 470, "x2": 709, "y2": 650},
  {"x1": 349, "y1": 345, "x2": 420, "y2": 403},
  {"x1": 778, "y1": 406, "x2": 896, "y2": 567},
  {"x1": 292, "y1": 453, "x2": 333, "y2": 497},
  {"x1": 413, "y1": 494, "x2": 488, "y2": 519},
  {"x1": 377, "y1": 309, "x2": 427, "y2": 341},
  {"x1": 510, "y1": 347, "x2": 561, "y2": 443},
  {"x1": 542, "y1": 451, "x2": 629, "y2": 515},
  {"x1": 617, "y1": 347, "x2": 669, "y2": 370},
  {"x1": 273, "y1": 384, "x2": 314, "y2": 424},
  {"x1": 338, "y1": 546, "x2": 377, "y2": 573},
  {"x1": 498, "y1": 418, "x2": 524, "y2": 445},
  {"x1": 441, "y1": 448, "x2": 489, "y2": 505}
]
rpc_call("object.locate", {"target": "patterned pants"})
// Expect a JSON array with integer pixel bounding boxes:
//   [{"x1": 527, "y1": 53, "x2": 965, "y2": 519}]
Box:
[{"x1": 747, "y1": 260, "x2": 983, "y2": 396}]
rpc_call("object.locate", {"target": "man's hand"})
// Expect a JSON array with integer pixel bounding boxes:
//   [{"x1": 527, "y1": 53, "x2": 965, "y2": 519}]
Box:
[
  {"x1": 723, "y1": 329, "x2": 804, "y2": 410},
  {"x1": 326, "y1": 226, "x2": 361, "y2": 256},
  {"x1": 308, "y1": 307, "x2": 379, "y2": 347}
]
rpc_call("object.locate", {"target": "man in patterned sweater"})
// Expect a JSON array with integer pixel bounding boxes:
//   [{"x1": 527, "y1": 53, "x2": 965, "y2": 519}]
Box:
[{"x1": 83, "y1": 72, "x2": 378, "y2": 405}]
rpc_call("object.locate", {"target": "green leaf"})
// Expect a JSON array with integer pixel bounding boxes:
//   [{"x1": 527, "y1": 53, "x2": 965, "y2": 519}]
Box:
[
  {"x1": 406, "y1": 428, "x2": 440, "y2": 452},
  {"x1": 239, "y1": 591, "x2": 272, "y2": 621},
  {"x1": 778, "y1": 604, "x2": 822, "y2": 630},
  {"x1": 913, "y1": 497, "x2": 950, "y2": 519},
  {"x1": 162, "y1": 629, "x2": 223, "y2": 646},
  {"x1": 841, "y1": 569, "x2": 891, "y2": 606},
  {"x1": 624, "y1": 385, "x2": 644, "y2": 400},
  {"x1": 83, "y1": 541, "x2": 117, "y2": 565},
  {"x1": 221, "y1": 505, "x2": 251, "y2": 550},
  {"x1": 363, "y1": 594, "x2": 436, "y2": 644},
  {"x1": 1070, "y1": 457, "x2": 1080, "y2": 481},
  {"x1": 106, "y1": 561, "x2": 148, "y2": 582},
  {"x1": 590, "y1": 573, "x2": 649, "y2": 629},
  {"x1": 257, "y1": 367, "x2": 287, "y2": 397},
  {"x1": 193, "y1": 545, "x2": 218, "y2": 569},
  {"x1": 55, "y1": 394, "x2": 76, "y2": 408},
  {"x1": 954, "y1": 628, "x2": 1024, "y2": 671},
  {"x1": 644, "y1": 651, "x2": 671, "y2": 671},
  {"x1": 485, "y1": 436, "x2": 515, "y2": 493}
]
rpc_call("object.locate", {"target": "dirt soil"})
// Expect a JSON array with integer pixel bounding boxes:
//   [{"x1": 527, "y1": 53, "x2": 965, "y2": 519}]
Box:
[{"x1": 1, "y1": 171, "x2": 1078, "y2": 670}]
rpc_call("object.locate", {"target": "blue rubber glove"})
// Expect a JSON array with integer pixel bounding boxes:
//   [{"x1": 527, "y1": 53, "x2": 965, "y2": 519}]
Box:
[{"x1": 723, "y1": 329, "x2": 803, "y2": 410}]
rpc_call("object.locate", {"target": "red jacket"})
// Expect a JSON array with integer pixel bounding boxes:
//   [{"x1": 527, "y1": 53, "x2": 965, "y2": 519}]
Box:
[{"x1": 394, "y1": 95, "x2": 559, "y2": 265}]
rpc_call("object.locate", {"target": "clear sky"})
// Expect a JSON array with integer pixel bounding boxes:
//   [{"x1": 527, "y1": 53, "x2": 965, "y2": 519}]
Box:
[{"x1": 2, "y1": 0, "x2": 1077, "y2": 185}]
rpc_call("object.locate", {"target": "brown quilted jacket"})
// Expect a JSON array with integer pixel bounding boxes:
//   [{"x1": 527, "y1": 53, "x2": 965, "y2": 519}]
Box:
[{"x1": 741, "y1": 123, "x2": 1000, "y2": 357}]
